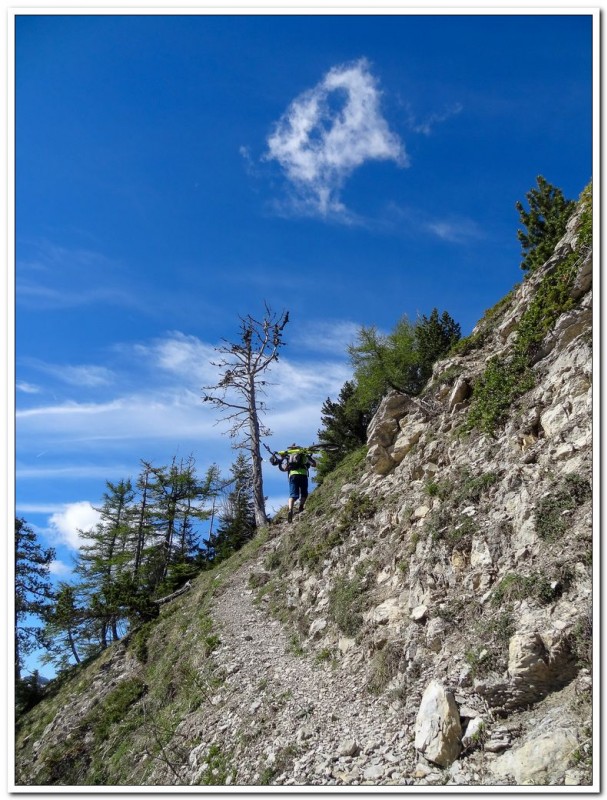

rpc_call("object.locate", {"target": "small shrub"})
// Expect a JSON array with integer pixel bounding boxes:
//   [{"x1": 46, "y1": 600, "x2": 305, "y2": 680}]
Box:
[
  {"x1": 367, "y1": 641, "x2": 404, "y2": 695},
  {"x1": 466, "y1": 355, "x2": 535, "y2": 436},
  {"x1": 458, "y1": 471, "x2": 499, "y2": 504},
  {"x1": 129, "y1": 621, "x2": 156, "y2": 665},
  {"x1": 88, "y1": 677, "x2": 147, "y2": 740},
  {"x1": 315, "y1": 648, "x2": 333, "y2": 664},
  {"x1": 287, "y1": 633, "x2": 304, "y2": 657},
  {"x1": 424, "y1": 478, "x2": 454, "y2": 501},
  {"x1": 263, "y1": 551, "x2": 281, "y2": 571},
  {"x1": 328, "y1": 576, "x2": 366, "y2": 636},
  {"x1": 569, "y1": 613, "x2": 592, "y2": 670},
  {"x1": 466, "y1": 608, "x2": 515, "y2": 677},
  {"x1": 491, "y1": 572, "x2": 556, "y2": 607},
  {"x1": 535, "y1": 475, "x2": 591, "y2": 541},
  {"x1": 337, "y1": 491, "x2": 377, "y2": 533},
  {"x1": 197, "y1": 744, "x2": 234, "y2": 786}
]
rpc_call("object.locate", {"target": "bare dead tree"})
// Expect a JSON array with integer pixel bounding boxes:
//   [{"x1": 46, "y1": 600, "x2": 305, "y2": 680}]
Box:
[{"x1": 202, "y1": 304, "x2": 289, "y2": 527}]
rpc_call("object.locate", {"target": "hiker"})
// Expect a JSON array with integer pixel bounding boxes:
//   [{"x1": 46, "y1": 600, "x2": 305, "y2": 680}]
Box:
[{"x1": 276, "y1": 443, "x2": 316, "y2": 523}]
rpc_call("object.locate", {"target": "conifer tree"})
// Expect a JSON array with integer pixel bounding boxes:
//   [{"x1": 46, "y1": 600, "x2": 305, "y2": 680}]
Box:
[
  {"x1": 74, "y1": 479, "x2": 135, "y2": 648},
  {"x1": 316, "y1": 380, "x2": 370, "y2": 480},
  {"x1": 209, "y1": 454, "x2": 256, "y2": 562},
  {"x1": 415, "y1": 308, "x2": 461, "y2": 382},
  {"x1": 348, "y1": 317, "x2": 420, "y2": 412},
  {"x1": 15, "y1": 518, "x2": 55, "y2": 682},
  {"x1": 41, "y1": 583, "x2": 83, "y2": 671},
  {"x1": 516, "y1": 176, "x2": 575, "y2": 272}
]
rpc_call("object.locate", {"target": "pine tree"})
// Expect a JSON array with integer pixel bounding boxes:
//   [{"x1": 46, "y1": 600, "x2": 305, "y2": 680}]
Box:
[
  {"x1": 415, "y1": 308, "x2": 461, "y2": 383},
  {"x1": 348, "y1": 317, "x2": 420, "y2": 412},
  {"x1": 316, "y1": 381, "x2": 370, "y2": 480},
  {"x1": 516, "y1": 176, "x2": 575, "y2": 272}
]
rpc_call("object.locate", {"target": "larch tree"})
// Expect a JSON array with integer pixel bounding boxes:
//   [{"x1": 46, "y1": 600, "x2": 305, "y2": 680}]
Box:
[{"x1": 202, "y1": 305, "x2": 289, "y2": 527}]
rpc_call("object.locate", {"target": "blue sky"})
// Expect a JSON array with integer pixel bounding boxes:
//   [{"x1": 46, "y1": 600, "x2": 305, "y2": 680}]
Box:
[{"x1": 13, "y1": 11, "x2": 593, "y2": 672}]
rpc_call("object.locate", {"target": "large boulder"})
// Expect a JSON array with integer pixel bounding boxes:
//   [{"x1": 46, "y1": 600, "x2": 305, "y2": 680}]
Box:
[
  {"x1": 490, "y1": 728, "x2": 579, "y2": 785},
  {"x1": 414, "y1": 680, "x2": 462, "y2": 766}
]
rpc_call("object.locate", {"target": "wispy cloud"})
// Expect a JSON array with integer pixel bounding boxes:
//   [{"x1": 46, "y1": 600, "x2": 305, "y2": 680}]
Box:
[
  {"x1": 424, "y1": 217, "x2": 483, "y2": 244},
  {"x1": 405, "y1": 102, "x2": 463, "y2": 135},
  {"x1": 265, "y1": 58, "x2": 407, "y2": 217},
  {"x1": 16, "y1": 381, "x2": 42, "y2": 394},
  {"x1": 294, "y1": 320, "x2": 359, "y2": 355},
  {"x1": 22, "y1": 358, "x2": 116, "y2": 388},
  {"x1": 134, "y1": 332, "x2": 219, "y2": 385},
  {"x1": 16, "y1": 393, "x2": 221, "y2": 443},
  {"x1": 16, "y1": 464, "x2": 133, "y2": 480},
  {"x1": 386, "y1": 204, "x2": 484, "y2": 245},
  {"x1": 17, "y1": 240, "x2": 145, "y2": 312}
]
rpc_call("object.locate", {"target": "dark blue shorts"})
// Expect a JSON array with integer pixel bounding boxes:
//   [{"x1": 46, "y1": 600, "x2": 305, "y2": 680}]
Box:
[{"x1": 289, "y1": 473, "x2": 309, "y2": 501}]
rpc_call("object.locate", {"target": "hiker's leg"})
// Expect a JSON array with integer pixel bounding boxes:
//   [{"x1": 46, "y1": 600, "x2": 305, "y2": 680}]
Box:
[
  {"x1": 288, "y1": 476, "x2": 298, "y2": 522},
  {"x1": 299, "y1": 477, "x2": 309, "y2": 511}
]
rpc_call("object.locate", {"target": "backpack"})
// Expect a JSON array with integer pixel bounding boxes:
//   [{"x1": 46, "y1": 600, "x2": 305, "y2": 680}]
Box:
[{"x1": 287, "y1": 450, "x2": 306, "y2": 470}]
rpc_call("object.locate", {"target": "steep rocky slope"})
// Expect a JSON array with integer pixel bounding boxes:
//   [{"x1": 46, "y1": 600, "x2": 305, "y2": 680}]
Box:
[{"x1": 14, "y1": 190, "x2": 594, "y2": 789}]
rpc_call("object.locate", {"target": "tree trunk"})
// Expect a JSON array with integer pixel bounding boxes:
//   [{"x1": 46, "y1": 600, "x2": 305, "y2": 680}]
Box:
[
  {"x1": 67, "y1": 627, "x2": 81, "y2": 665},
  {"x1": 248, "y1": 377, "x2": 268, "y2": 527}
]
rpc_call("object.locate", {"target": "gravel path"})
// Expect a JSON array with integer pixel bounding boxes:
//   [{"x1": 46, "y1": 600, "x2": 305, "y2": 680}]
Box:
[{"x1": 207, "y1": 541, "x2": 419, "y2": 787}]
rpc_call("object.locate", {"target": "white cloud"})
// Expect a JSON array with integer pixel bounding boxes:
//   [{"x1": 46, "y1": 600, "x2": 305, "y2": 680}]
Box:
[
  {"x1": 294, "y1": 320, "x2": 359, "y2": 355},
  {"x1": 16, "y1": 381, "x2": 41, "y2": 394},
  {"x1": 266, "y1": 58, "x2": 407, "y2": 216},
  {"x1": 266, "y1": 357, "x2": 351, "y2": 405},
  {"x1": 24, "y1": 359, "x2": 116, "y2": 388},
  {"x1": 16, "y1": 392, "x2": 221, "y2": 443},
  {"x1": 49, "y1": 559, "x2": 73, "y2": 577},
  {"x1": 406, "y1": 102, "x2": 463, "y2": 135},
  {"x1": 137, "y1": 332, "x2": 219, "y2": 384},
  {"x1": 16, "y1": 464, "x2": 132, "y2": 480},
  {"x1": 49, "y1": 501, "x2": 101, "y2": 550},
  {"x1": 425, "y1": 217, "x2": 483, "y2": 244}
]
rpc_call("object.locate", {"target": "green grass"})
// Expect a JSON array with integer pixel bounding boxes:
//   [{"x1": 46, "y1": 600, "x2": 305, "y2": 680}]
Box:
[
  {"x1": 535, "y1": 475, "x2": 591, "y2": 542},
  {"x1": 328, "y1": 575, "x2": 367, "y2": 636}
]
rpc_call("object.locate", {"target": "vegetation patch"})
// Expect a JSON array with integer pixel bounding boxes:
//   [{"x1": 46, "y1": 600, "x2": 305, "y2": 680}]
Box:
[
  {"x1": 535, "y1": 474, "x2": 591, "y2": 542},
  {"x1": 328, "y1": 575, "x2": 367, "y2": 637},
  {"x1": 87, "y1": 676, "x2": 147, "y2": 740},
  {"x1": 465, "y1": 183, "x2": 591, "y2": 436},
  {"x1": 367, "y1": 640, "x2": 404, "y2": 695},
  {"x1": 196, "y1": 743, "x2": 235, "y2": 786},
  {"x1": 259, "y1": 744, "x2": 300, "y2": 785},
  {"x1": 569, "y1": 613, "x2": 592, "y2": 671},
  {"x1": 465, "y1": 608, "x2": 516, "y2": 678},
  {"x1": 491, "y1": 572, "x2": 555, "y2": 607}
]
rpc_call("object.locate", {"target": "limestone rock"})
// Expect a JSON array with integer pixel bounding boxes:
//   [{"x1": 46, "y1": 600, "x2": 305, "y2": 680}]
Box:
[
  {"x1": 490, "y1": 729, "x2": 579, "y2": 785},
  {"x1": 507, "y1": 632, "x2": 550, "y2": 681},
  {"x1": 448, "y1": 377, "x2": 470, "y2": 411},
  {"x1": 414, "y1": 681, "x2": 462, "y2": 767},
  {"x1": 410, "y1": 605, "x2": 428, "y2": 623},
  {"x1": 308, "y1": 618, "x2": 328, "y2": 638}
]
